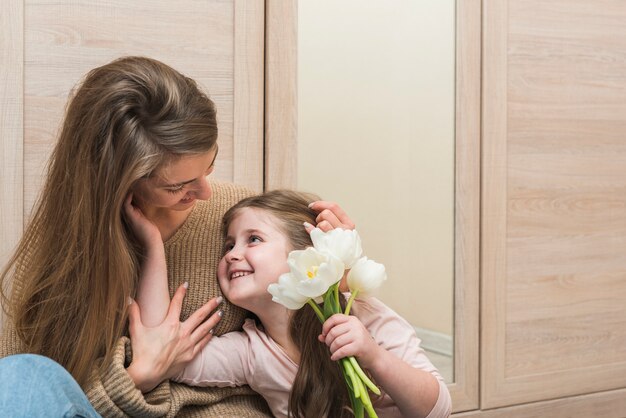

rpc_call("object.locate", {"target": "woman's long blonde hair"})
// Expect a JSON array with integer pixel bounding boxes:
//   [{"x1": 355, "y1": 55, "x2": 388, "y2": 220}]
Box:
[
  {"x1": 0, "y1": 56, "x2": 218, "y2": 387},
  {"x1": 222, "y1": 190, "x2": 353, "y2": 418}
]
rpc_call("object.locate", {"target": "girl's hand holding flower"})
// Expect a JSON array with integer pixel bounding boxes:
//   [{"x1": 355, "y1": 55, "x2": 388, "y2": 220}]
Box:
[{"x1": 320, "y1": 313, "x2": 383, "y2": 370}]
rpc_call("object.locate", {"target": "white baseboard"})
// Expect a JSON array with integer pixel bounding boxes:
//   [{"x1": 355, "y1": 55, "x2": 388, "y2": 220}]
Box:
[{"x1": 414, "y1": 327, "x2": 453, "y2": 357}]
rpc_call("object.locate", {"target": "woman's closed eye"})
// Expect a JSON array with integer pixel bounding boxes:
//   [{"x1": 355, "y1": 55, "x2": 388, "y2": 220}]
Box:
[{"x1": 166, "y1": 184, "x2": 186, "y2": 194}]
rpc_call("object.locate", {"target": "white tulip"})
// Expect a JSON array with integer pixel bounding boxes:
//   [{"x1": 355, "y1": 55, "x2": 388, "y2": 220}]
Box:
[
  {"x1": 311, "y1": 228, "x2": 363, "y2": 268},
  {"x1": 289, "y1": 247, "x2": 345, "y2": 298},
  {"x1": 346, "y1": 257, "x2": 387, "y2": 296},
  {"x1": 268, "y1": 272, "x2": 310, "y2": 309}
]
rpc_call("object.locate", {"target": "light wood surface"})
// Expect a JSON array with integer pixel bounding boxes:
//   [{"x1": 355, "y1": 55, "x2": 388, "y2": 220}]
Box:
[
  {"x1": 264, "y1": 0, "x2": 298, "y2": 189},
  {"x1": 233, "y1": 0, "x2": 264, "y2": 192},
  {"x1": 448, "y1": 0, "x2": 481, "y2": 412},
  {"x1": 1, "y1": 1, "x2": 265, "y2": 328},
  {"x1": 0, "y1": 0, "x2": 24, "y2": 260},
  {"x1": 21, "y1": 0, "x2": 264, "y2": 216},
  {"x1": 0, "y1": 0, "x2": 24, "y2": 328},
  {"x1": 454, "y1": 387, "x2": 626, "y2": 418},
  {"x1": 482, "y1": 0, "x2": 626, "y2": 408},
  {"x1": 481, "y1": 0, "x2": 510, "y2": 408}
]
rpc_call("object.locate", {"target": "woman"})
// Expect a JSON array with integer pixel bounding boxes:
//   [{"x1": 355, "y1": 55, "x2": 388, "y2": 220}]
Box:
[{"x1": 0, "y1": 56, "x2": 353, "y2": 417}]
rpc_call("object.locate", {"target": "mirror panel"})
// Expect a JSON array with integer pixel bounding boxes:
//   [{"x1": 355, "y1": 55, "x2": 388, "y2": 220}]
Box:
[{"x1": 298, "y1": 0, "x2": 455, "y2": 383}]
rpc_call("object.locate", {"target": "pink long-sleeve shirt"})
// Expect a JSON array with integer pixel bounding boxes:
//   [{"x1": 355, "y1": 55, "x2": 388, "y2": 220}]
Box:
[{"x1": 175, "y1": 296, "x2": 452, "y2": 418}]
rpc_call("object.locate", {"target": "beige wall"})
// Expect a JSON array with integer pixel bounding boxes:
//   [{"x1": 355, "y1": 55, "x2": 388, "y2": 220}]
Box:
[{"x1": 297, "y1": 0, "x2": 455, "y2": 335}]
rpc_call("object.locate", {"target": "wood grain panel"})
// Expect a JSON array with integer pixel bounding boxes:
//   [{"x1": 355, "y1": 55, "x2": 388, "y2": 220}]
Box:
[
  {"x1": 22, "y1": 0, "x2": 263, "y2": 214},
  {"x1": 233, "y1": 0, "x2": 264, "y2": 191},
  {"x1": 0, "y1": 0, "x2": 24, "y2": 328},
  {"x1": 264, "y1": 0, "x2": 297, "y2": 190},
  {"x1": 482, "y1": 0, "x2": 626, "y2": 408},
  {"x1": 448, "y1": 0, "x2": 481, "y2": 412},
  {"x1": 481, "y1": 0, "x2": 509, "y2": 408},
  {"x1": 454, "y1": 387, "x2": 626, "y2": 418}
]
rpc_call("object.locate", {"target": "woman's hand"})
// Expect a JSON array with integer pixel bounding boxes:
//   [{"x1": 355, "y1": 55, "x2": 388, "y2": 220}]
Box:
[
  {"x1": 319, "y1": 313, "x2": 382, "y2": 369},
  {"x1": 124, "y1": 193, "x2": 161, "y2": 246},
  {"x1": 305, "y1": 201, "x2": 356, "y2": 291},
  {"x1": 306, "y1": 201, "x2": 356, "y2": 233},
  {"x1": 126, "y1": 283, "x2": 223, "y2": 393}
]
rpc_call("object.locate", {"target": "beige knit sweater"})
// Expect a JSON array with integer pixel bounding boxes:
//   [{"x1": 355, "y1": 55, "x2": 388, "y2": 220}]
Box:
[{"x1": 0, "y1": 182, "x2": 271, "y2": 417}]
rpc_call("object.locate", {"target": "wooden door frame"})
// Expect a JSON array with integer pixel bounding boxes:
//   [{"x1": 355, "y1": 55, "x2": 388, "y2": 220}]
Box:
[
  {"x1": 264, "y1": 0, "x2": 297, "y2": 190},
  {"x1": 264, "y1": 0, "x2": 482, "y2": 412},
  {"x1": 451, "y1": 0, "x2": 481, "y2": 412}
]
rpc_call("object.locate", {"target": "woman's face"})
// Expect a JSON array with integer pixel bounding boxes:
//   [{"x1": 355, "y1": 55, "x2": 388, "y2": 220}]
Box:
[{"x1": 132, "y1": 147, "x2": 218, "y2": 214}]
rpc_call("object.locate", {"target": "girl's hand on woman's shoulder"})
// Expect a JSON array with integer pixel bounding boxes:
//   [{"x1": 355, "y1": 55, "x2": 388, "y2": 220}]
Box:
[
  {"x1": 126, "y1": 283, "x2": 224, "y2": 393},
  {"x1": 306, "y1": 201, "x2": 356, "y2": 232}
]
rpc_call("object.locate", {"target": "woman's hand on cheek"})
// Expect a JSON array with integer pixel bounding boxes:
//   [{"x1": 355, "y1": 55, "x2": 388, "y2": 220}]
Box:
[
  {"x1": 126, "y1": 283, "x2": 223, "y2": 393},
  {"x1": 124, "y1": 192, "x2": 162, "y2": 246},
  {"x1": 306, "y1": 201, "x2": 356, "y2": 233}
]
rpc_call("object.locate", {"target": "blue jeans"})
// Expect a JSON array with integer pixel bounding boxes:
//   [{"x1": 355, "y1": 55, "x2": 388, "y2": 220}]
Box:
[{"x1": 0, "y1": 354, "x2": 101, "y2": 417}]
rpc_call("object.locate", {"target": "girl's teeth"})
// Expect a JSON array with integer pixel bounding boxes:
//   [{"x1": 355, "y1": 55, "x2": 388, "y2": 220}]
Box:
[{"x1": 231, "y1": 271, "x2": 251, "y2": 279}]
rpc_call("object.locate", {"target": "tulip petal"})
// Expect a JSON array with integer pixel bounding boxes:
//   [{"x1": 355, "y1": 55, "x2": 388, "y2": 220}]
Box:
[
  {"x1": 268, "y1": 273, "x2": 310, "y2": 309},
  {"x1": 346, "y1": 257, "x2": 387, "y2": 296},
  {"x1": 311, "y1": 228, "x2": 363, "y2": 268}
]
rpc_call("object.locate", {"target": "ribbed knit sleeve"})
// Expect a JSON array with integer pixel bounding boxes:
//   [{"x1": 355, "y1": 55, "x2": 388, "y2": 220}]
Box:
[
  {"x1": 85, "y1": 337, "x2": 172, "y2": 417},
  {"x1": 0, "y1": 320, "x2": 22, "y2": 359}
]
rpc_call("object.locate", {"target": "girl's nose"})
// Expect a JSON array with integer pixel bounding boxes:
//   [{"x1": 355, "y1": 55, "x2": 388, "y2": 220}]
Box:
[{"x1": 226, "y1": 249, "x2": 242, "y2": 262}]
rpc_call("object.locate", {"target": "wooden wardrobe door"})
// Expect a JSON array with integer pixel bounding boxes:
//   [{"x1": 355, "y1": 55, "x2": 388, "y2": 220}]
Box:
[
  {"x1": 482, "y1": 0, "x2": 626, "y2": 408},
  {"x1": 0, "y1": 0, "x2": 264, "y2": 272}
]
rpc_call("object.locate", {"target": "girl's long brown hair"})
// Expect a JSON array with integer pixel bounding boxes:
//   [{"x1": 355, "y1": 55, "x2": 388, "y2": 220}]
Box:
[
  {"x1": 0, "y1": 56, "x2": 218, "y2": 387},
  {"x1": 222, "y1": 190, "x2": 352, "y2": 418}
]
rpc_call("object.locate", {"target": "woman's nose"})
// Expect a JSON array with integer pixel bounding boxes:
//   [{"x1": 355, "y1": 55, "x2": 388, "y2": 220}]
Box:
[{"x1": 192, "y1": 176, "x2": 212, "y2": 200}]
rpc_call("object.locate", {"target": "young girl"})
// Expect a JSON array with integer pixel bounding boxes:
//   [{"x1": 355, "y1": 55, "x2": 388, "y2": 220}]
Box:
[{"x1": 127, "y1": 189, "x2": 452, "y2": 418}]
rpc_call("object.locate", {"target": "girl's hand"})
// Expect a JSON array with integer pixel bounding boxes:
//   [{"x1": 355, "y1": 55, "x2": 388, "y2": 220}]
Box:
[
  {"x1": 319, "y1": 313, "x2": 382, "y2": 369},
  {"x1": 124, "y1": 193, "x2": 161, "y2": 246},
  {"x1": 306, "y1": 201, "x2": 356, "y2": 233},
  {"x1": 126, "y1": 283, "x2": 223, "y2": 393}
]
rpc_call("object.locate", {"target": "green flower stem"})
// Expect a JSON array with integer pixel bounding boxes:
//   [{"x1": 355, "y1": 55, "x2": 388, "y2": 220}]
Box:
[
  {"x1": 355, "y1": 374, "x2": 367, "y2": 402},
  {"x1": 340, "y1": 359, "x2": 364, "y2": 418},
  {"x1": 352, "y1": 374, "x2": 377, "y2": 418},
  {"x1": 333, "y1": 282, "x2": 341, "y2": 313},
  {"x1": 349, "y1": 357, "x2": 381, "y2": 395},
  {"x1": 344, "y1": 289, "x2": 359, "y2": 315},
  {"x1": 356, "y1": 377, "x2": 378, "y2": 418},
  {"x1": 341, "y1": 358, "x2": 360, "y2": 399},
  {"x1": 307, "y1": 299, "x2": 325, "y2": 323},
  {"x1": 363, "y1": 395, "x2": 378, "y2": 418},
  {"x1": 353, "y1": 400, "x2": 365, "y2": 418}
]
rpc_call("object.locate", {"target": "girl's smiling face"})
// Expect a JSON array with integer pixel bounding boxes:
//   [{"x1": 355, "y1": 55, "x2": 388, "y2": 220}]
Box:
[{"x1": 217, "y1": 208, "x2": 292, "y2": 312}]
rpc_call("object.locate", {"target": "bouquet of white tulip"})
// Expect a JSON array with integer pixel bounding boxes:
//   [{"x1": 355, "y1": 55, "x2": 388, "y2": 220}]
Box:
[{"x1": 268, "y1": 228, "x2": 387, "y2": 418}]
